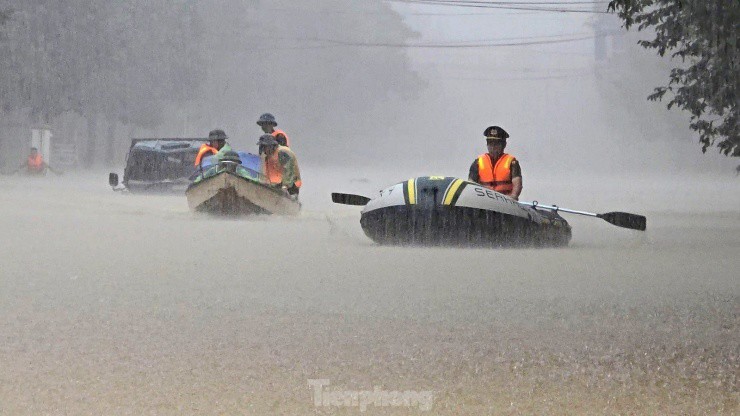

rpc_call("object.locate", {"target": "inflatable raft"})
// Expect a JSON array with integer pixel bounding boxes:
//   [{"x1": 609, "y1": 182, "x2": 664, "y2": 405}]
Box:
[{"x1": 338, "y1": 176, "x2": 572, "y2": 247}]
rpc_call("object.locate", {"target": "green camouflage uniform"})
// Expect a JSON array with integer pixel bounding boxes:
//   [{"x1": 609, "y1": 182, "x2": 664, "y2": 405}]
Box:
[{"x1": 213, "y1": 144, "x2": 233, "y2": 159}]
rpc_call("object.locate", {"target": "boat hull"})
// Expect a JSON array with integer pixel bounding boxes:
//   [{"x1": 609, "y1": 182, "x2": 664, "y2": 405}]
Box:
[
  {"x1": 361, "y1": 205, "x2": 570, "y2": 247},
  {"x1": 359, "y1": 177, "x2": 571, "y2": 247},
  {"x1": 185, "y1": 171, "x2": 300, "y2": 216}
]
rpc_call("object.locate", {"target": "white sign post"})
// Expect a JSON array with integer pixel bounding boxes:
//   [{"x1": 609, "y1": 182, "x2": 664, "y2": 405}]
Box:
[{"x1": 30, "y1": 127, "x2": 53, "y2": 165}]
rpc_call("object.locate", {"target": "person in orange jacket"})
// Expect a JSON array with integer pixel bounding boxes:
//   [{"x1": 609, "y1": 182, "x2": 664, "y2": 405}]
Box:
[
  {"x1": 194, "y1": 129, "x2": 228, "y2": 166},
  {"x1": 17, "y1": 147, "x2": 61, "y2": 175},
  {"x1": 257, "y1": 134, "x2": 301, "y2": 196},
  {"x1": 468, "y1": 126, "x2": 522, "y2": 200},
  {"x1": 256, "y1": 113, "x2": 290, "y2": 147}
]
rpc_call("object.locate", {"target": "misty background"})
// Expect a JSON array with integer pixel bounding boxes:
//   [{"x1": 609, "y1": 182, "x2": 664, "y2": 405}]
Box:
[
  {"x1": 1, "y1": 0, "x2": 737, "y2": 177},
  {"x1": 1, "y1": 2, "x2": 738, "y2": 414}
]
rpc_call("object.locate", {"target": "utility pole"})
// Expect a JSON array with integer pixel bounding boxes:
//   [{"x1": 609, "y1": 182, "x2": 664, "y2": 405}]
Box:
[{"x1": 593, "y1": 1, "x2": 609, "y2": 62}]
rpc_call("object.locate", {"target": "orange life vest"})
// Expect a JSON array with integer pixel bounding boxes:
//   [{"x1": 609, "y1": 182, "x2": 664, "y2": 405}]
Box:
[
  {"x1": 477, "y1": 153, "x2": 514, "y2": 194},
  {"x1": 264, "y1": 152, "x2": 282, "y2": 185},
  {"x1": 271, "y1": 129, "x2": 290, "y2": 147},
  {"x1": 27, "y1": 154, "x2": 44, "y2": 172},
  {"x1": 263, "y1": 147, "x2": 302, "y2": 188},
  {"x1": 194, "y1": 144, "x2": 218, "y2": 166}
]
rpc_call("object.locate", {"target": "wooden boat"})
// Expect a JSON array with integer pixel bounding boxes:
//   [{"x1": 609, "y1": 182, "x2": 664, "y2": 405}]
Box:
[{"x1": 185, "y1": 156, "x2": 300, "y2": 216}]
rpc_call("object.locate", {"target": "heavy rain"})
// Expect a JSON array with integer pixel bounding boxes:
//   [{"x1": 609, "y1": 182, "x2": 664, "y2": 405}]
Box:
[{"x1": 0, "y1": 1, "x2": 738, "y2": 414}]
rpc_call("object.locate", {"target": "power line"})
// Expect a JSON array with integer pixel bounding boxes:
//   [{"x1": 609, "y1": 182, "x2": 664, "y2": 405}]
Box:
[
  {"x1": 436, "y1": 71, "x2": 593, "y2": 81},
  {"x1": 263, "y1": 8, "x2": 533, "y2": 16},
  {"x1": 398, "y1": 0, "x2": 610, "y2": 4},
  {"x1": 239, "y1": 31, "x2": 617, "y2": 50},
  {"x1": 392, "y1": 0, "x2": 612, "y2": 13},
  {"x1": 424, "y1": 64, "x2": 594, "y2": 73},
  {"x1": 420, "y1": 32, "x2": 596, "y2": 43},
  {"x1": 305, "y1": 34, "x2": 596, "y2": 48},
  {"x1": 264, "y1": 1, "x2": 609, "y2": 15}
]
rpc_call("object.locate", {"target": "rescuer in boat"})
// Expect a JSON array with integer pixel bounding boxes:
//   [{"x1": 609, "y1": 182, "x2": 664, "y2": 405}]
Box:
[
  {"x1": 192, "y1": 150, "x2": 260, "y2": 183},
  {"x1": 16, "y1": 147, "x2": 61, "y2": 175},
  {"x1": 468, "y1": 126, "x2": 522, "y2": 200},
  {"x1": 257, "y1": 134, "x2": 301, "y2": 196},
  {"x1": 194, "y1": 129, "x2": 229, "y2": 166},
  {"x1": 192, "y1": 149, "x2": 260, "y2": 184},
  {"x1": 256, "y1": 113, "x2": 290, "y2": 147}
]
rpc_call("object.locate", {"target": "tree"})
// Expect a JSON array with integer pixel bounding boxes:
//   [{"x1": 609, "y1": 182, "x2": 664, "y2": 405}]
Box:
[
  {"x1": 0, "y1": 0, "x2": 422, "y2": 167},
  {"x1": 607, "y1": 0, "x2": 739, "y2": 157},
  {"x1": 0, "y1": 8, "x2": 9, "y2": 27},
  {"x1": 0, "y1": 0, "x2": 205, "y2": 166}
]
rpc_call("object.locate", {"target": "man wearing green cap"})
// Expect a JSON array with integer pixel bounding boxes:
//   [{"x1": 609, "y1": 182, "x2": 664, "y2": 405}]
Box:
[{"x1": 468, "y1": 125, "x2": 522, "y2": 200}]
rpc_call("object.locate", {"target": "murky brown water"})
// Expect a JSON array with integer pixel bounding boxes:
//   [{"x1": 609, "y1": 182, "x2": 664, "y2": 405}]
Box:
[{"x1": 0, "y1": 173, "x2": 737, "y2": 415}]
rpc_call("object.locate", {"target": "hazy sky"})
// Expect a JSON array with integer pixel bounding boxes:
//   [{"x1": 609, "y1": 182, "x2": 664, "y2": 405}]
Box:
[
  {"x1": 1, "y1": 1, "x2": 735, "y2": 176},
  {"x1": 378, "y1": 1, "x2": 736, "y2": 177}
]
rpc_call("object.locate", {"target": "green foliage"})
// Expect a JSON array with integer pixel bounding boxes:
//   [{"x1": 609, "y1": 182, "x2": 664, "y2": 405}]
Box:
[{"x1": 608, "y1": 0, "x2": 739, "y2": 157}]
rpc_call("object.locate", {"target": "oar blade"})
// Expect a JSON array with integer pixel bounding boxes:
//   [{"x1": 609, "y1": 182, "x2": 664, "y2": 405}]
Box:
[
  {"x1": 331, "y1": 193, "x2": 371, "y2": 206},
  {"x1": 598, "y1": 212, "x2": 646, "y2": 231}
]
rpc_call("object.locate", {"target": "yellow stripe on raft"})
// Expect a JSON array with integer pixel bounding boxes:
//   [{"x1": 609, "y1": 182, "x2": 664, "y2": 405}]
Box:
[
  {"x1": 407, "y1": 178, "x2": 416, "y2": 205},
  {"x1": 443, "y1": 179, "x2": 463, "y2": 205}
]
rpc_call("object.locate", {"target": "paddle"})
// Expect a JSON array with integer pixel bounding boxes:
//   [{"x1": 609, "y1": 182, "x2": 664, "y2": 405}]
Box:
[
  {"x1": 519, "y1": 201, "x2": 646, "y2": 231},
  {"x1": 332, "y1": 192, "x2": 370, "y2": 206}
]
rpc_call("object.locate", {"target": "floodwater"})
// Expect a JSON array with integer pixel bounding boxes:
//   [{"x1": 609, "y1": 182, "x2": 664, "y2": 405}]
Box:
[{"x1": 0, "y1": 171, "x2": 737, "y2": 415}]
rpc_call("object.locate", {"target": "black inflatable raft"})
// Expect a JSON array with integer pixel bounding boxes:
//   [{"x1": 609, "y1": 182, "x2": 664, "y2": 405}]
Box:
[{"x1": 345, "y1": 176, "x2": 572, "y2": 247}]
